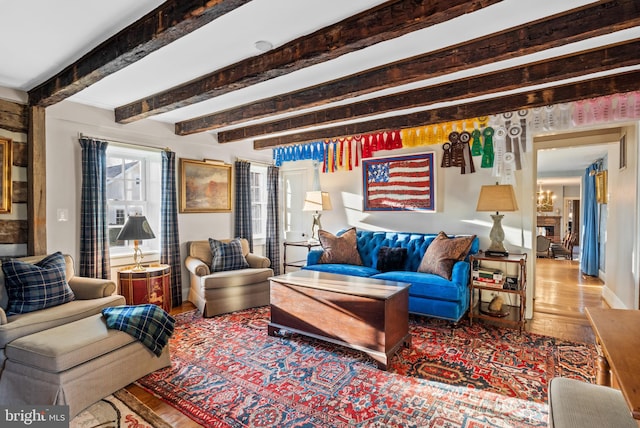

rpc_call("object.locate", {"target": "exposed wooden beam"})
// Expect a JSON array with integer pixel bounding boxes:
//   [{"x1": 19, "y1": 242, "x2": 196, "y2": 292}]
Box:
[
  {"x1": 115, "y1": 0, "x2": 503, "y2": 123},
  {"x1": 0, "y1": 99, "x2": 28, "y2": 133},
  {"x1": 253, "y1": 70, "x2": 640, "y2": 149},
  {"x1": 219, "y1": 39, "x2": 640, "y2": 142},
  {"x1": 28, "y1": 106, "x2": 46, "y2": 255},
  {"x1": 28, "y1": 0, "x2": 251, "y2": 108},
  {"x1": 179, "y1": 0, "x2": 640, "y2": 136}
]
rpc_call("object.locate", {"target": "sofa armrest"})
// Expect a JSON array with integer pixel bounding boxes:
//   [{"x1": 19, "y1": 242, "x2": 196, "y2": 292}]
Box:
[
  {"x1": 185, "y1": 256, "x2": 210, "y2": 277},
  {"x1": 306, "y1": 249, "x2": 324, "y2": 266},
  {"x1": 68, "y1": 276, "x2": 117, "y2": 299},
  {"x1": 450, "y1": 260, "x2": 471, "y2": 287},
  {"x1": 246, "y1": 253, "x2": 271, "y2": 268}
]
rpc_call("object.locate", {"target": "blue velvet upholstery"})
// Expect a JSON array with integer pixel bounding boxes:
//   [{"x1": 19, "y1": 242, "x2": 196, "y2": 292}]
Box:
[{"x1": 303, "y1": 229, "x2": 479, "y2": 322}]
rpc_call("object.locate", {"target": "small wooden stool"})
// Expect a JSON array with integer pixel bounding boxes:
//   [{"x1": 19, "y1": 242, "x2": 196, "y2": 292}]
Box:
[{"x1": 548, "y1": 378, "x2": 636, "y2": 428}]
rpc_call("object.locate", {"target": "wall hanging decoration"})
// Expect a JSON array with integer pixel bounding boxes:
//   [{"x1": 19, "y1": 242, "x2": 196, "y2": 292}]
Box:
[
  {"x1": 362, "y1": 152, "x2": 435, "y2": 212},
  {"x1": 0, "y1": 138, "x2": 12, "y2": 214},
  {"x1": 179, "y1": 158, "x2": 231, "y2": 213}
]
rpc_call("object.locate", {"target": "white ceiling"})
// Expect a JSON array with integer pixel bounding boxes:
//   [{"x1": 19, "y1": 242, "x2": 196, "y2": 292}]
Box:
[{"x1": 0, "y1": 0, "x2": 634, "y2": 177}]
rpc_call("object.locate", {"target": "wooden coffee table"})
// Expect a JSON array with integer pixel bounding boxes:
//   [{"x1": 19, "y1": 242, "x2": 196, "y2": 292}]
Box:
[{"x1": 268, "y1": 270, "x2": 411, "y2": 370}]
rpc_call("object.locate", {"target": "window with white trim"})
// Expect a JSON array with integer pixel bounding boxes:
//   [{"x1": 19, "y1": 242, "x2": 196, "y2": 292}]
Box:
[
  {"x1": 250, "y1": 165, "x2": 268, "y2": 240},
  {"x1": 106, "y1": 145, "x2": 161, "y2": 255}
]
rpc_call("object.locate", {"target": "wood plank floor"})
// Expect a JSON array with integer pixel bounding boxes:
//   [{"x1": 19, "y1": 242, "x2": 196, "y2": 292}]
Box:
[{"x1": 127, "y1": 258, "x2": 606, "y2": 426}]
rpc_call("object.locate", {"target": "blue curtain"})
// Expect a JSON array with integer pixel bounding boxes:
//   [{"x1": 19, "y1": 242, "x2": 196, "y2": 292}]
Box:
[
  {"x1": 234, "y1": 160, "x2": 253, "y2": 251},
  {"x1": 161, "y1": 150, "x2": 182, "y2": 306},
  {"x1": 266, "y1": 165, "x2": 281, "y2": 275},
  {"x1": 79, "y1": 138, "x2": 111, "y2": 279},
  {"x1": 581, "y1": 163, "x2": 599, "y2": 276}
]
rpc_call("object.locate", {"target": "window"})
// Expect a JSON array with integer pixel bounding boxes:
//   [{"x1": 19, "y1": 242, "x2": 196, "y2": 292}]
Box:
[
  {"x1": 106, "y1": 145, "x2": 161, "y2": 255},
  {"x1": 250, "y1": 165, "x2": 268, "y2": 240}
]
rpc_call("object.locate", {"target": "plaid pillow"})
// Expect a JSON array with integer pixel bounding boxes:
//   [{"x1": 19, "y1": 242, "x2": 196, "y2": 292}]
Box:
[
  {"x1": 3, "y1": 252, "x2": 75, "y2": 315},
  {"x1": 209, "y1": 238, "x2": 250, "y2": 272}
]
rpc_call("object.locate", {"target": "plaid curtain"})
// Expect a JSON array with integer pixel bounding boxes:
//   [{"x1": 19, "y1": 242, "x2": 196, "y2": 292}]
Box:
[
  {"x1": 234, "y1": 160, "x2": 253, "y2": 252},
  {"x1": 79, "y1": 138, "x2": 111, "y2": 279},
  {"x1": 161, "y1": 150, "x2": 182, "y2": 306},
  {"x1": 266, "y1": 165, "x2": 281, "y2": 275}
]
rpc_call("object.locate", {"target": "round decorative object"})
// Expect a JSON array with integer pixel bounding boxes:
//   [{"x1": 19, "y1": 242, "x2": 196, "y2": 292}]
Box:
[{"x1": 459, "y1": 131, "x2": 471, "y2": 143}]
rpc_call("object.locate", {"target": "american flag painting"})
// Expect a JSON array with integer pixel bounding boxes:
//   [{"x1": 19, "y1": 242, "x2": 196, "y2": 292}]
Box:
[{"x1": 362, "y1": 152, "x2": 435, "y2": 211}]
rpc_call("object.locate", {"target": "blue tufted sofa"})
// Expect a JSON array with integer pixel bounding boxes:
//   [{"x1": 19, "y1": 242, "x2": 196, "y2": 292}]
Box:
[{"x1": 303, "y1": 230, "x2": 479, "y2": 322}]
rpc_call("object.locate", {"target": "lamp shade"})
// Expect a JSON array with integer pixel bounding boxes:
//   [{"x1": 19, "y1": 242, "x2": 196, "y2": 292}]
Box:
[
  {"x1": 116, "y1": 215, "x2": 156, "y2": 241},
  {"x1": 476, "y1": 184, "x2": 519, "y2": 213},
  {"x1": 302, "y1": 191, "x2": 332, "y2": 212}
]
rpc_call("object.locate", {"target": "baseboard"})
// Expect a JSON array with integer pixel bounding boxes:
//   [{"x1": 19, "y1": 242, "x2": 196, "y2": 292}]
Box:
[{"x1": 602, "y1": 285, "x2": 628, "y2": 309}]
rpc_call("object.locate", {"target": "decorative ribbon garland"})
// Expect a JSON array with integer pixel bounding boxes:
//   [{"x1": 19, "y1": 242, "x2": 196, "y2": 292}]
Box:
[{"x1": 272, "y1": 91, "x2": 640, "y2": 179}]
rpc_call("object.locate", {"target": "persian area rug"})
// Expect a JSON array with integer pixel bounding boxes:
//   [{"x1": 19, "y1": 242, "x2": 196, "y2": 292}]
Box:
[
  {"x1": 138, "y1": 307, "x2": 595, "y2": 427},
  {"x1": 71, "y1": 388, "x2": 172, "y2": 428}
]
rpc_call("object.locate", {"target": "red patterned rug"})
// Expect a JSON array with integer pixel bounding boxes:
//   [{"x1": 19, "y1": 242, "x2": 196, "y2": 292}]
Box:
[{"x1": 138, "y1": 307, "x2": 596, "y2": 427}]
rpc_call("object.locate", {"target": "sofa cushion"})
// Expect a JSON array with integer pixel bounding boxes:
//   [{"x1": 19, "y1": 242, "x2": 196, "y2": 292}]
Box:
[
  {"x1": 3, "y1": 252, "x2": 76, "y2": 315},
  {"x1": 209, "y1": 238, "x2": 250, "y2": 272},
  {"x1": 201, "y1": 267, "x2": 273, "y2": 290},
  {"x1": 5, "y1": 313, "x2": 136, "y2": 373},
  {"x1": 417, "y1": 232, "x2": 476, "y2": 280},
  {"x1": 318, "y1": 227, "x2": 363, "y2": 265},
  {"x1": 373, "y1": 270, "x2": 466, "y2": 302},
  {"x1": 0, "y1": 294, "x2": 126, "y2": 349},
  {"x1": 376, "y1": 246, "x2": 407, "y2": 272},
  {"x1": 303, "y1": 263, "x2": 378, "y2": 278}
]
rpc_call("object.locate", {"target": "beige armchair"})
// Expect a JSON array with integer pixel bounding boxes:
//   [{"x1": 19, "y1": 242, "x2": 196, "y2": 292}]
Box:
[{"x1": 185, "y1": 239, "x2": 273, "y2": 317}]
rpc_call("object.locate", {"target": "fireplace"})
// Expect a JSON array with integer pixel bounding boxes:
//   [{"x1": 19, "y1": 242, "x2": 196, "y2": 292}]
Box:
[{"x1": 537, "y1": 216, "x2": 561, "y2": 242}]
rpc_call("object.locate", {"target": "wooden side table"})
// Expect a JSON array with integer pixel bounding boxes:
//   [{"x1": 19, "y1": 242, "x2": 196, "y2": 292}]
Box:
[
  {"x1": 282, "y1": 241, "x2": 322, "y2": 273},
  {"x1": 118, "y1": 264, "x2": 171, "y2": 312}
]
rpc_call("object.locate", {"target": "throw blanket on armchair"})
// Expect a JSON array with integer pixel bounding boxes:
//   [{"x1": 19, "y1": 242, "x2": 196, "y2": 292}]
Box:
[{"x1": 102, "y1": 304, "x2": 175, "y2": 356}]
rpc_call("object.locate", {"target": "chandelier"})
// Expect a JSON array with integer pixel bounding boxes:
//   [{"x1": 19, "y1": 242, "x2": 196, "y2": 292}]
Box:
[{"x1": 537, "y1": 186, "x2": 556, "y2": 212}]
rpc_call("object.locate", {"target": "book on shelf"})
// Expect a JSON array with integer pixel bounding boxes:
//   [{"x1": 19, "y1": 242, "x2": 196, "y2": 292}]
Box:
[
  {"x1": 472, "y1": 267, "x2": 503, "y2": 281},
  {"x1": 472, "y1": 279, "x2": 505, "y2": 288}
]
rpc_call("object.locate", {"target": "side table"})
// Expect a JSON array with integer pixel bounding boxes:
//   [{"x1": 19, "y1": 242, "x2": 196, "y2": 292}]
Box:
[
  {"x1": 283, "y1": 241, "x2": 321, "y2": 273},
  {"x1": 118, "y1": 264, "x2": 171, "y2": 312}
]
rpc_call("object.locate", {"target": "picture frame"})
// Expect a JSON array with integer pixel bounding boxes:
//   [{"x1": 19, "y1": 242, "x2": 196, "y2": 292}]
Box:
[
  {"x1": 180, "y1": 158, "x2": 232, "y2": 213},
  {"x1": 595, "y1": 170, "x2": 608, "y2": 204},
  {"x1": 362, "y1": 152, "x2": 436, "y2": 212},
  {"x1": 0, "y1": 138, "x2": 12, "y2": 214}
]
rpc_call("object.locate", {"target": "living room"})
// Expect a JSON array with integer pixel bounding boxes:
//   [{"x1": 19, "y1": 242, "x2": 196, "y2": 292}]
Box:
[{"x1": 0, "y1": 1, "x2": 639, "y2": 426}]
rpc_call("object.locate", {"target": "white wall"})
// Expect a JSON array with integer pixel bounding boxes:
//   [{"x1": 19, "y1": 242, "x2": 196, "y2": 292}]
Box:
[
  {"x1": 45, "y1": 100, "x2": 272, "y2": 300},
  {"x1": 602, "y1": 124, "x2": 639, "y2": 309}
]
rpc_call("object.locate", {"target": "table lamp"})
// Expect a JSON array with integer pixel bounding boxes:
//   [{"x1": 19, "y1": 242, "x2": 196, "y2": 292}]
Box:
[
  {"x1": 302, "y1": 191, "x2": 332, "y2": 243},
  {"x1": 116, "y1": 215, "x2": 156, "y2": 271},
  {"x1": 476, "y1": 184, "x2": 518, "y2": 257}
]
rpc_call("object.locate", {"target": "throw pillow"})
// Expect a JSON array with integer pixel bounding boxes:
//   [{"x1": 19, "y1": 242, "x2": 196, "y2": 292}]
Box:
[
  {"x1": 209, "y1": 238, "x2": 250, "y2": 272},
  {"x1": 318, "y1": 227, "x2": 363, "y2": 265},
  {"x1": 417, "y1": 232, "x2": 476, "y2": 280},
  {"x1": 3, "y1": 252, "x2": 75, "y2": 315},
  {"x1": 376, "y1": 246, "x2": 407, "y2": 272}
]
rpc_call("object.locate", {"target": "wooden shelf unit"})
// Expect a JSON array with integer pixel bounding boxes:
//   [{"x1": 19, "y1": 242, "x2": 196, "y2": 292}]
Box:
[
  {"x1": 469, "y1": 252, "x2": 527, "y2": 332},
  {"x1": 282, "y1": 241, "x2": 321, "y2": 273}
]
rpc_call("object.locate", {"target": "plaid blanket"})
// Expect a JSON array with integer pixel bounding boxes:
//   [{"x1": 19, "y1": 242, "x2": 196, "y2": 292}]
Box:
[{"x1": 102, "y1": 304, "x2": 175, "y2": 357}]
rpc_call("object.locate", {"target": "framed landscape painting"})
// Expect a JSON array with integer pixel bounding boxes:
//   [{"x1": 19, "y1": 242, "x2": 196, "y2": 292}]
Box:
[
  {"x1": 362, "y1": 152, "x2": 435, "y2": 212},
  {"x1": 0, "y1": 138, "x2": 11, "y2": 214},
  {"x1": 180, "y1": 159, "x2": 232, "y2": 213}
]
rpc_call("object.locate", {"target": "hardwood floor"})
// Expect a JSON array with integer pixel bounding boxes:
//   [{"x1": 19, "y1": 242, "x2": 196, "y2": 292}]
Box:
[
  {"x1": 127, "y1": 258, "x2": 606, "y2": 426},
  {"x1": 527, "y1": 257, "x2": 607, "y2": 343}
]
